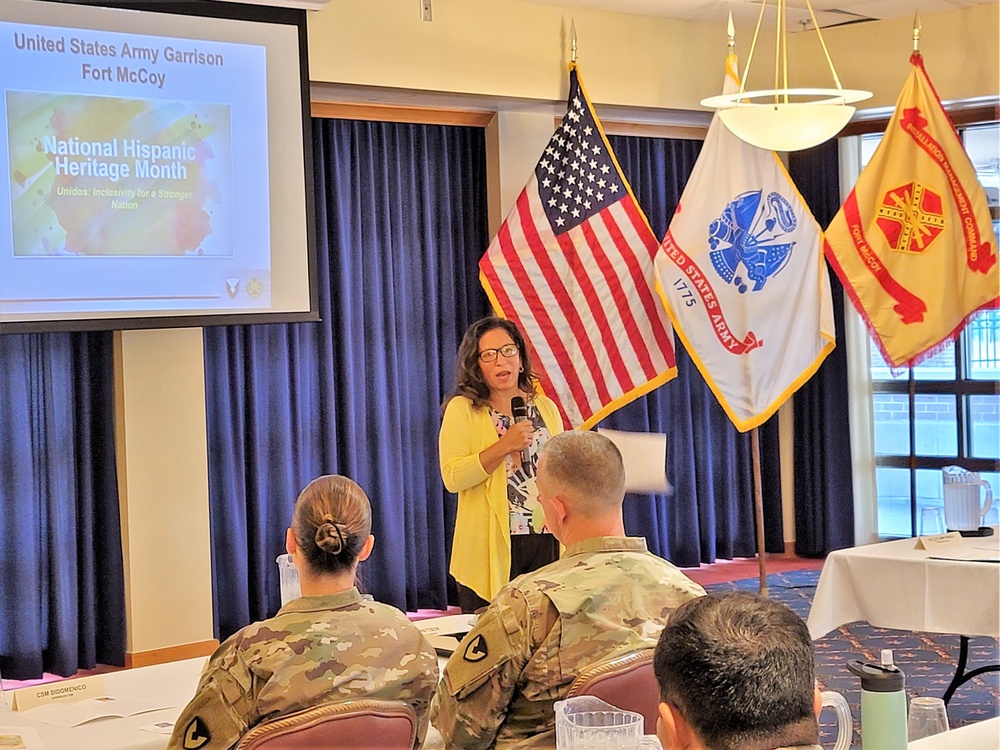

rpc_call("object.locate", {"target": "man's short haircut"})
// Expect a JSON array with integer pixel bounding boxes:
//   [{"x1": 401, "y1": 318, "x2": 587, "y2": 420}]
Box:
[
  {"x1": 654, "y1": 592, "x2": 817, "y2": 750},
  {"x1": 539, "y1": 431, "x2": 625, "y2": 516}
]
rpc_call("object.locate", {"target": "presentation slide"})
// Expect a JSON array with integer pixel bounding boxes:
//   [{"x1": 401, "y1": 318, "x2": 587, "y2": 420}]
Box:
[
  {"x1": 0, "y1": 1, "x2": 313, "y2": 327},
  {"x1": 9, "y1": 90, "x2": 234, "y2": 259}
]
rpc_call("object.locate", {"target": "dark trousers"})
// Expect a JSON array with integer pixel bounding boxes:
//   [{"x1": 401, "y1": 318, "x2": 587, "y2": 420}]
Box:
[{"x1": 457, "y1": 533, "x2": 560, "y2": 613}]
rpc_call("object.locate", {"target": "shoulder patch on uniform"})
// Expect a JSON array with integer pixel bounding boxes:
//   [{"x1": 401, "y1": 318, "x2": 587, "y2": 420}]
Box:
[
  {"x1": 443, "y1": 605, "x2": 516, "y2": 697},
  {"x1": 183, "y1": 716, "x2": 211, "y2": 749},
  {"x1": 463, "y1": 633, "x2": 488, "y2": 662}
]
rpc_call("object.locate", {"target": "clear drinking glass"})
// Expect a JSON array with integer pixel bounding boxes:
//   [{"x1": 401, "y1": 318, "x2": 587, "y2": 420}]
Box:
[
  {"x1": 919, "y1": 506, "x2": 945, "y2": 536},
  {"x1": 907, "y1": 696, "x2": 950, "y2": 741}
]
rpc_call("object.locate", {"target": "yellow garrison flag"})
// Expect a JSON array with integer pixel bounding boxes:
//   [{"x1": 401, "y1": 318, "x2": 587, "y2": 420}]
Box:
[{"x1": 825, "y1": 53, "x2": 999, "y2": 368}]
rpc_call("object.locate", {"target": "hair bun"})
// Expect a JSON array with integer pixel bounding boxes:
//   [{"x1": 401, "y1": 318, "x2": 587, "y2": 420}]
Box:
[{"x1": 315, "y1": 520, "x2": 349, "y2": 555}]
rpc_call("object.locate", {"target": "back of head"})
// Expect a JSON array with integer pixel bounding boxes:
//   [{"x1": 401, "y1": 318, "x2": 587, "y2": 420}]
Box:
[
  {"x1": 539, "y1": 431, "x2": 625, "y2": 517},
  {"x1": 292, "y1": 475, "x2": 372, "y2": 577},
  {"x1": 654, "y1": 592, "x2": 817, "y2": 750}
]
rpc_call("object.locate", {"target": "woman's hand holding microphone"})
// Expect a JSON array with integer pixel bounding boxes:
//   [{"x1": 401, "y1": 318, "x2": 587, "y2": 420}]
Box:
[{"x1": 500, "y1": 419, "x2": 535, "y2": 460}]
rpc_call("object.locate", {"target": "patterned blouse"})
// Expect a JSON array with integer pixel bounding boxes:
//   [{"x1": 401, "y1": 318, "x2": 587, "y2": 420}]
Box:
[{"x1": 489, "y1": 400, "x2": 552, "y2": 536}]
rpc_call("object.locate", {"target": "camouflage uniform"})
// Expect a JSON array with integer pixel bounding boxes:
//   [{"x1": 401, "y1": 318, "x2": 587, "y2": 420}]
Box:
[
  {"x1": 431, "y1": 536, "x2": 705, "y2": 749},
  {"x1": 167, "y1": 588, "x2": 438, "y2": 750}
]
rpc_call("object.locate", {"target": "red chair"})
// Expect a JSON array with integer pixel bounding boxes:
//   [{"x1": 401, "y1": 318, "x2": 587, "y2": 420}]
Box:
[
  {"x1": 565, "y1": 648, "x2": 660, "y2": 734},
  {"x1": 234, "y1": 699, "x2": 417, "y2": 750}
]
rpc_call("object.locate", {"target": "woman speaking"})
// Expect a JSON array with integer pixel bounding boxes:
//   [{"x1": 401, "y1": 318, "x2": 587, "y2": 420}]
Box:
[{"x1": 439, "y1": 317, "x2": 564, "y2": 612}]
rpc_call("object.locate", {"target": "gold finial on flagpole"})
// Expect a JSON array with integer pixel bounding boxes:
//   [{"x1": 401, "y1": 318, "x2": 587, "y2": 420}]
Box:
[
  {"x1": 571, "y1": 19, "x2": 578, "y2": 63},
  {"x1": 913, "y1": 11, "x2": 921, "y2": 52},
  {"x1": 727, "y1": 11, "x2": 735, "y2": 50}
]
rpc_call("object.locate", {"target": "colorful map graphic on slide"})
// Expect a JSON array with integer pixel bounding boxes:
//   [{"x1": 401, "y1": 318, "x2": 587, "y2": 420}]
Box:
[{"x1": 7, "y1": 90, "x2": 232, "y2": 256}]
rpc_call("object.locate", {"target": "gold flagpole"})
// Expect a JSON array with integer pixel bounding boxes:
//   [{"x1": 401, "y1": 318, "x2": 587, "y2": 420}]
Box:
[
  {"x1": 752, "y1": 427, "x2": 768, "y2": 596},
  {"x1": 733, "y1": 13, "x2": 767, "y2": 596}
]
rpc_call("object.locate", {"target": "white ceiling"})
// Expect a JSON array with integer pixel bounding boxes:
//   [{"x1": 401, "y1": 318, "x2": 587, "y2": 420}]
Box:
[{"x1": 520, "y1": 0, "x2": 996, "y2": 30}]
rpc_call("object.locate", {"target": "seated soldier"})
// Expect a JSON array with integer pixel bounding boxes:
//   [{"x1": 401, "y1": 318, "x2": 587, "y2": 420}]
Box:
[
  {"x1": 168, "y1": 475, "x2": 438, "y2": 750},
  {"x1": 432, "y1": 430, "x2": 706, "y2": 749},
  {"x1": 654, "y1": 591, "x2": 824, "y2": 750}
]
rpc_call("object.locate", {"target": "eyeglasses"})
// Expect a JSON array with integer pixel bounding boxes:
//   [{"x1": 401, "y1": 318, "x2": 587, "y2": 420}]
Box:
[{"x1": 479, "y1": 344, "x2": 519, "y2": 362}]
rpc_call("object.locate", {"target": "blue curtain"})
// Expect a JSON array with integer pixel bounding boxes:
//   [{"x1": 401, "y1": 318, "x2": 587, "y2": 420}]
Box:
[
  {"x1": 788, "y1": 140, "x2": 856, "y2": 555},
  {"x1": 204, "y1": 123, "x2": 792, "y2": 640},
  {"x1": 0, "y1": 332, "x2": 124, "y2": 680},
  {"x1": 203, "y1": 118, "x2": 489, "y2": 639},
  {"x1": 602, "y1": 134, "x2": 785, "y2": 567}
]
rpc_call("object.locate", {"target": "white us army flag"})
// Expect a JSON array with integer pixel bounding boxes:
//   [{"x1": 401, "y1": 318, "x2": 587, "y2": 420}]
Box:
[{"x1": 653, "y1": 54, "x2": 835, "y2": 432}]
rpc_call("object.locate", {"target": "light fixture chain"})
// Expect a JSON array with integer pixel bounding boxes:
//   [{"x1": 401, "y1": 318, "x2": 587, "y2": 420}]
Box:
[
  {"x1": 740, "y1": 0, "x2": 769, "y2": 96},
  {"x1": 781, "y1": 0, "x2": 789, "y2": 102},
  {"x1": 804, "y1": 0, "x2": 844, "y2": 90}
]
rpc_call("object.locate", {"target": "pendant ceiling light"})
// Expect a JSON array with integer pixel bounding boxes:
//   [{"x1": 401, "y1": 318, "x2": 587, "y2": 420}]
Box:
[{"x1": 701, "y1": 0, "x2": 872, "y2": 152}]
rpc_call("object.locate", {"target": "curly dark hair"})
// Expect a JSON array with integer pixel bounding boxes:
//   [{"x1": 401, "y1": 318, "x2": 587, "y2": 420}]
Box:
[{"x1": 445, "y1": 317, "x2": 538, "y2": 410}]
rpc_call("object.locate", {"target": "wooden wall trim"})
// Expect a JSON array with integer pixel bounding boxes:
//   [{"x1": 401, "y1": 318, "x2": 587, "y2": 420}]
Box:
[
  {"x1": 311, "y1": 101, "x2": 494, "y2": 127},
  {"x1": 124, "y1": 639, "x2": 218, "y2": 669},
  {"x1": 841, "y1": 103, "x2": 999, "y2": 137},
  {"x1": 599, "y1": 120, "x2": 707, "y2": 141},
  {"x1": 311, "y1": 99, "x2": 996, "y2": 142}
]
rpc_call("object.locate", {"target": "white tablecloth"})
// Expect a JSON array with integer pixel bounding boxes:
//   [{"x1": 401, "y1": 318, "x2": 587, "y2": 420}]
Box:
[
  {"x1": 807, "y1": 533, "x2": 1000, "y2": 640},
  {"x1": 0, "y1": 657, "x2": 205, "y2": 750},
  {"x1": 908, "y1": 716, "x2": 1000, "y2": 749}
]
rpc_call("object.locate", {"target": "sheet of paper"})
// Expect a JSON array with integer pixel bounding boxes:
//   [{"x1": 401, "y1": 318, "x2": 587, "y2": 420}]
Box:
[
  {"x1": 596, "y1": 429, "x2": 671, "y2": 494},
  {"x1": 20, "y1": 696, "x2": 172, "y2": 728},
  {"x1": 414, "y1": 614, "x2": 476, "y2": 636},
  {"x1": 0, "y1": 726, "x2": 45, "y2": 750},
  {"x1": 929, "y1": 533, "x2": 1000, "y2": 561},
  {"x1": 928, "y1": 548, "x2": 1000, "y2": 562},
  {"x1": 140, "y1": 720, "x2": 176, "y2": 735}
]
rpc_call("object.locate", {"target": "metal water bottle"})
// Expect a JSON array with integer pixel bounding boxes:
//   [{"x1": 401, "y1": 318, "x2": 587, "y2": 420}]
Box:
[{"x1": 847, "y1": 649, "x2": 908, "y2": 750}]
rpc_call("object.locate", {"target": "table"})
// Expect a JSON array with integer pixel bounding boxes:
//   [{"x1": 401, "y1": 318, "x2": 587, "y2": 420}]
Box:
[
  {"x1": 908, "y1": 716, "x2": 1000, "y2": 749},
  {"x1": 0, "y1": 657, "x2": 205, "y2": 750},
  {"x1": 808, "y1": 532, "x2": 1000, "y2": 703}
]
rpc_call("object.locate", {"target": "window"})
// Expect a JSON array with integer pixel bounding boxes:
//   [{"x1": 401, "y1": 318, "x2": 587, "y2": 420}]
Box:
[{"x1": 865, "y1": 123, "x2": 1000, "y2": 537}]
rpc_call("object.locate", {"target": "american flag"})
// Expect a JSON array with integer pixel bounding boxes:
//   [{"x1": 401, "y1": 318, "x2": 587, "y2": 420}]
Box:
[{"x1": 479, "y1": 66, "x2": 677, "y2": 429}]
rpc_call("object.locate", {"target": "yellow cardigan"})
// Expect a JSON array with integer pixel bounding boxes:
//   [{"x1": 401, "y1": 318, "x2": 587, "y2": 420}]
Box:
[{"x1": 438, "y1": 394, "x2": 564, "y2": 602}]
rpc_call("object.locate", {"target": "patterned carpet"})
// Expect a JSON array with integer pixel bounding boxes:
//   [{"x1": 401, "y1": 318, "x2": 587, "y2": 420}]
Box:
[{"x1": 705, "y1": 570, "x2": 1000, "y2": 749}]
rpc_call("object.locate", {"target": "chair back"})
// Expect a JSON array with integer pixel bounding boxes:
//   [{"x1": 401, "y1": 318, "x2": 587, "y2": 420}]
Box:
[
  {"x1": 565, "y1": 648, "x2": 659, "y2": 734},
  {"x1": 234, "y1": 699, "x2": 417, "y2": 750}
]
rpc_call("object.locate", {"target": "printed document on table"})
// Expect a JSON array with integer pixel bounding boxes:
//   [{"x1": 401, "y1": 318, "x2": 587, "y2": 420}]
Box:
[
  {"x1": 19, "y1": 696, "x2": 172, "y2": 727},
  {"x1": 930, "y1": 540, "x2": 1000, "y2": 562},
  {"x1": 140, "y1": 719, "x2": 177, "y2": 735},
  {"x1": 0, "y1": 725, "x2": 45, "y2": 749}
]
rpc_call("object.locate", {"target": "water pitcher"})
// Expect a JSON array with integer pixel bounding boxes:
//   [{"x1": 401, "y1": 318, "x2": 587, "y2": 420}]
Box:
[
  {"x1": 942, "y1": 466, "x2": 993, "y2": 532},
  {"x1": 555, "y1": 696, "x2": 643, "y2": 750}
]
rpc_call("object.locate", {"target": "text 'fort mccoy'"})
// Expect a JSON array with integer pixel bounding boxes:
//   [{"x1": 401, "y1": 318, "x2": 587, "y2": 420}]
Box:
[
  {"x1": 43, "y1": 136, "x2": 197, "y2": 183},
  {"x1": 13, "y1": 33, "x2": 225, "y2": 90}
]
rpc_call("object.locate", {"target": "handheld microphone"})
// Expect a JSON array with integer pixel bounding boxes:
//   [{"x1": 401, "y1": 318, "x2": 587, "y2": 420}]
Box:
[{"x1": 510, "y1": 396, "x2": 532, "y2": 470}]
